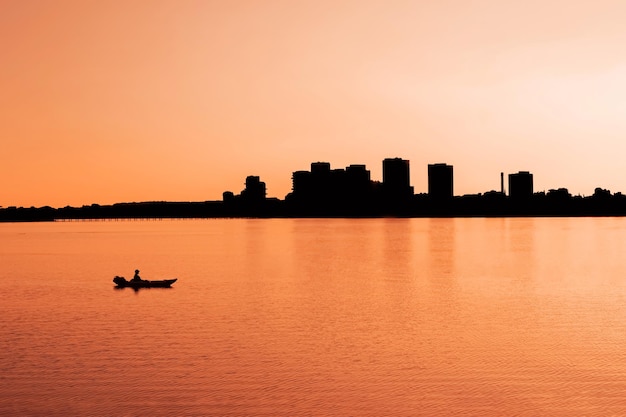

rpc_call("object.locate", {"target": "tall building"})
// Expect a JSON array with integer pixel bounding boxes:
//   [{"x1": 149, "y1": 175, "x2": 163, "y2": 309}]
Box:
[
  {"x1": 508, "y1": 171, "x2": 533, "y2": 199},
  {"x1": 382, "y1": 158, "x2": 412, "y2": 198},
  {"x1": 308, "y1": 162, "x2": 332, "y2": 199},
  {"x1": 428, "y1": 163, "x2": 453, "y2": 200}
]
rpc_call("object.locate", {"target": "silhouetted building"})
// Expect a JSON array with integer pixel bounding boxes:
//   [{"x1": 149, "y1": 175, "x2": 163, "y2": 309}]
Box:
[
  {"x1": 345, "y1": 165, "x2": 371, "y2": 195},
  {"x1": 311, "y1": 162, "x2": 331, "y2": 175},
  {"x1": 222, "y1": 191, "x2": 235, "y2": 203},
  {"x1": 291, "y1": 163, "x2": 332, "y2": 199},
  {"x1": 329, "y1": 168, "x2": 347, "y2": 200},
  {"x1": 310, "y1": 162, "x2": 332, "y2": 200},
  {"x1": 295, "y1": 161, "x2": 373, "y2": 202},
  {"x1": 382, "y1": 158, "x2": 413, "y2": 199},
  {"x1": 346, "y1": 164, "x2": 370, "y2": 182},
  {"x1": 428, "y1": 163, "x2": 453, "y2": 200},
  {"x1": 290, "y1": 162, "x2": 331, "y2": 200},
  {"x1": 240, "y1": 175, "x2": 266, "y2": 202},
  {"x1": 292, "y1": 170, "x2": 312, "y2": 196},
  {"x1": 286, "y1": 161, "x2": 378, "y2": 215},
  {"x1": 508, "y1": 171, "x2": 533, "y2": 199}
]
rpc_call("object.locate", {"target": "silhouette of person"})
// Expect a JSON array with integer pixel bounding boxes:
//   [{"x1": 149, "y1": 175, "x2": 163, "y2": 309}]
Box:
[{"x1": 131, "y1": 269, "x2": 142, "y2": 282}]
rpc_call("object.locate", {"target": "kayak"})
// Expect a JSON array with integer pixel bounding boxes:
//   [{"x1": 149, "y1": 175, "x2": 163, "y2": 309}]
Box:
[{"x1": 113, "y1": 276, "x2": 177, "y2": 288}]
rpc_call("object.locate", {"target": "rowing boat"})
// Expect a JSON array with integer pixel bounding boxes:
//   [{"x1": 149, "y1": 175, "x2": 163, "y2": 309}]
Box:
[{"x1": 113, "y1": 276, "x2": 177, "y2": 288}]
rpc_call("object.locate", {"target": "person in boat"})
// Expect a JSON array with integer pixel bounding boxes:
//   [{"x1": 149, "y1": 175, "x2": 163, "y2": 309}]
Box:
[{"x1": 131, "y1": 269, "x2": 142, "y2": 283}]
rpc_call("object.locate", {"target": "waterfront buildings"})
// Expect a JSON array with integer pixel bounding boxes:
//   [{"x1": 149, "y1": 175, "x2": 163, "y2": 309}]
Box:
[
  {"x1": 428, "y1": 163, "x2": 454, "y2": 200},
  {"x1": 508, "y1": 171, "x2": 533, "y2": 199},
  {"x1": 382, "y1": 158, "x2": 413, "y2": 199}
]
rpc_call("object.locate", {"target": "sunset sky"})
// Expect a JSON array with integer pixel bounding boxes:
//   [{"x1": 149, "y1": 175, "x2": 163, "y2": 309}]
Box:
[{"x1": 2, "y1": 0, "x2": 626, "y2": 207}]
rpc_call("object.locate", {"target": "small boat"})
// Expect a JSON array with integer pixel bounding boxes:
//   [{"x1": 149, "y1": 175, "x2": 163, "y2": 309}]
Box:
[{"x1": 113, "y1": 276, "x2": 178, "y2": 288}]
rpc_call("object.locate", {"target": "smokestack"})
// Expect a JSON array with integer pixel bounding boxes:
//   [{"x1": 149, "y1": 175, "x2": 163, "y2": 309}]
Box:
[{"x1": 501, "y1": 172, "x2": 504, "y2": 194}]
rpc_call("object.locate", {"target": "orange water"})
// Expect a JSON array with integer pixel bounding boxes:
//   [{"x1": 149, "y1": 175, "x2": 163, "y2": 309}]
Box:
[{"x1": 2, "y1": 218, "x2": 626, "y2": 416}]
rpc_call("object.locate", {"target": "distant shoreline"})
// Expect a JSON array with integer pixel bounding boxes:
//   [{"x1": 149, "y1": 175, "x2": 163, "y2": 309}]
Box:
[{"x1": 3, "y1": 194, "x2": 626, "y2": 222}]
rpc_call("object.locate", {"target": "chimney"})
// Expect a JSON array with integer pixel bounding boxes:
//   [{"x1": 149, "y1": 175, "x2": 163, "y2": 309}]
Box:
[{"x1": 501, "y1": 172, "x2": 504, "y2": 194}]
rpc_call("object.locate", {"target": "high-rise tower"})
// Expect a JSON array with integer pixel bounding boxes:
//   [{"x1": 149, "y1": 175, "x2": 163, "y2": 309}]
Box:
[
  {"x1": 508, "y1": 171, "x2": 533, "y2": 199},
  {"x1": 382, "y1": 158, "x2": 412, "y2": 198},
  {"x1": 428, "y1": 163, "x2": 453, "y2": 200}
]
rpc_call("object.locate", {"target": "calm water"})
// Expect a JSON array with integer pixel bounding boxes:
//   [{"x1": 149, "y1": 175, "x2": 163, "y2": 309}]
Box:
[{"x1": 2, "y1": 218, "x2": 626, "y2": 416}]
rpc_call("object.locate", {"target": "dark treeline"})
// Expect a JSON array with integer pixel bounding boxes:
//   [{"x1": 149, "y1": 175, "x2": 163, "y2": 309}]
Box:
[
  {"x1": 0, "y1": 202, "x2": 226, "y2": 222},
  {"x1": 3, "y1": 159, "x2": 626, "y2": 221}
]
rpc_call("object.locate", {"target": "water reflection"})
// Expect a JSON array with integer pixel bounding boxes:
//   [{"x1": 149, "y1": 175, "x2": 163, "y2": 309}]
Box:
[
  {"x1": 506, "y1": 218, "x2": 536, "y2": 285},
  {"x1": 381, "y1": 218, "x2": 413, "y2": 272},
  {"x1": 426, "y1": 218, "x2": 456, "y2": 292},
  {"x1": 113, "y1": 286, "x2": 174, "y2": 292}
]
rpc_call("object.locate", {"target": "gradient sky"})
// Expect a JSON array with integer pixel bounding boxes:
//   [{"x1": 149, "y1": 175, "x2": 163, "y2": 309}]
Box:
[{"x1": 2, "y1": 0, "x2": 626, "y2": 207}]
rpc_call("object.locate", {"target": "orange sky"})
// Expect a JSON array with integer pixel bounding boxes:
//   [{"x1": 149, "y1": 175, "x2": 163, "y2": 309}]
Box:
[{"x1": 2, "y1": 0, "x2": 626, "y2": 207}]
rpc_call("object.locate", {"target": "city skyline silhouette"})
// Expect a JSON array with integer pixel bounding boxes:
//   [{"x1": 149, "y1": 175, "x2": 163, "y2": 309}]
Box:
[{"x1": 2, "y1": 156, "x2": 625, "y2": 221}]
